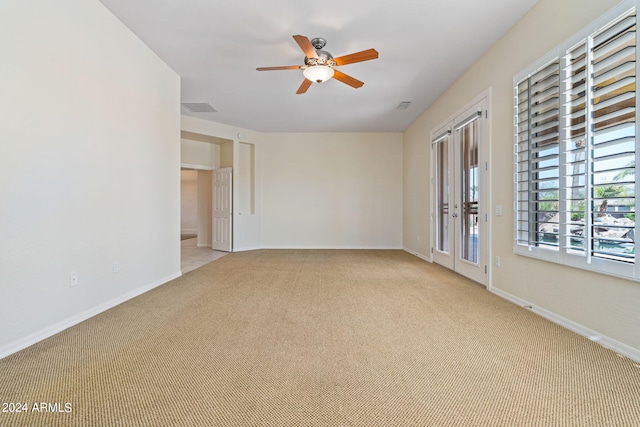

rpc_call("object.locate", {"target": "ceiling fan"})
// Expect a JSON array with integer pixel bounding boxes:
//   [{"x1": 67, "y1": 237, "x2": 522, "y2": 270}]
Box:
[{"x1": 256, "y1": 35, "x2": 379, "y2": 94}]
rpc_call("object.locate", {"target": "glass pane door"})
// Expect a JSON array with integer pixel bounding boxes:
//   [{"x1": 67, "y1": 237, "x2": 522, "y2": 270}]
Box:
[
  {"x1": 460, "y1": 120, "x2": 479, "y2": 264},
  {"x1": 432, "y1": 96, "x2": 487, "y2": 286},
  {"x1": 436, "y1": 136, "x2": 450, "y2": 253}
]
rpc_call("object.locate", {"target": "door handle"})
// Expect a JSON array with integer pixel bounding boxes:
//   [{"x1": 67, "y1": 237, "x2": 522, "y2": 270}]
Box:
[{"x1": 452, "y1": 213, "x2": 458, "y2": 218}]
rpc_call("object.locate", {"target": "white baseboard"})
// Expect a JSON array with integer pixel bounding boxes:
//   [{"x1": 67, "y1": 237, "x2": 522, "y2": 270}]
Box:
[
  {"x1": 0, "y1": 271, "x2": 182, "y2": 360},
  {"x1": 231, "y1": 246, "x2": 261, "y2": 252},
  {"x1": 403, "y1": 247, "x2": 432, "y2": 263},
  {"x1": 490, "y1": 287, "x2": 640, "y2": 364},
  {"x1": 196, "y1": 243, "x2": 212, "y2": 248},
  {"x1": 260, "y1": 246, "x2": 404, "y2": 250}
]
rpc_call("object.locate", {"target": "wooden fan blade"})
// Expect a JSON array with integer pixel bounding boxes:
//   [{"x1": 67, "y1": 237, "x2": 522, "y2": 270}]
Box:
[
  {"x1": 293, "y1": 35, "x2": 318, "y2": 59},
  {"x1": 333, "y1": 48, "x2": 379, "y2": 66},
  {"x1": 296, "y1": 79, "x2": 313, "y2": 94},
  {"x1": 333, "y1": 70, "x2": 364, "y2": 88},
  {"x1": 256, "y1": 65, "x2": 302, "y2": 71}
]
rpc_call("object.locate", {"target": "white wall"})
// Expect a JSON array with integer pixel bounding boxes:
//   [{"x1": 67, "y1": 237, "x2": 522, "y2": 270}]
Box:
[
  {"x1": 261, "y1": 133, "x2": 403, "y2": 249},
  {"x1": 180, "y1": 120, "x2": 403, "y2": 251},
  {"x1": 181, "y1": 138, "x2": 218, "y2": 168},
  {"x1": 238, "y1": 142, "x2": 255, "y2": 215},
  {"x1": 180, "y1": 170, "x2": 198, "y2": 233},
  {"x1": 403, "y1": 0, "x2": 640, "y2": 357},
  {"x1": 0, "y1": 0, "x2": 180, "y2": 357}
]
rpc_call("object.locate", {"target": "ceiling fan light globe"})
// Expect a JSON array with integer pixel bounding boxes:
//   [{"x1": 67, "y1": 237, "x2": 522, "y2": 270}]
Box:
[{"x1": 303, "y1": 65, "x2": 334, "y2": 83}]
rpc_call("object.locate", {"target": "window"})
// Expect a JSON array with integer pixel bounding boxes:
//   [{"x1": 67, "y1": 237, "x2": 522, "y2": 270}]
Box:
[{"x1": 514, "y1": 3, "x2": 638, "y2": 280}]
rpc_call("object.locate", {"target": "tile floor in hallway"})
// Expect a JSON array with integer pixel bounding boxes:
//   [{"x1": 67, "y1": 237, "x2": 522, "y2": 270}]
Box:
[{"x1": 181, "y1": 237, "x2": 228, "y2": 274}]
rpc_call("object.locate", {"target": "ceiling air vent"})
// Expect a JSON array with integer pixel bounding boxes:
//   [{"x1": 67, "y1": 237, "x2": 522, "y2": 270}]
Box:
[
  {"x1": 181, "y1": 102, "x2": 217, "y2": 113},
  {"x1": 396, "y1": 101, "x2": 411, "y2": 110}
]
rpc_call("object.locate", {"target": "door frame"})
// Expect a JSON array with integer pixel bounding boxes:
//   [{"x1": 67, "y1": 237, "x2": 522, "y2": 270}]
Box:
[
  {"x1": 180, "y1": 163, "x2": 214, "y2": 248},
  {"x1": 430, "y1": 90, "x2": 491, "y2": 286}
]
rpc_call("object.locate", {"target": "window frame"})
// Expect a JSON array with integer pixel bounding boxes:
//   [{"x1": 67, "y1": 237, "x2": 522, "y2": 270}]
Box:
[{"x1": 513, "y1": 0, "x2": 640, "y2": 281}]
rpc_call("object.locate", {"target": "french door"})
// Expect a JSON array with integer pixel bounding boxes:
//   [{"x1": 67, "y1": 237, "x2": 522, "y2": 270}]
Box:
[{"x1": 432, "y1": 99, "x2": 488, "y2": 285}]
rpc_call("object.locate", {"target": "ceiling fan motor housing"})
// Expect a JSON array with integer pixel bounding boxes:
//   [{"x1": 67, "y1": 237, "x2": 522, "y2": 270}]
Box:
[
  {"x1": 310, "y1": 37, "x2": 327, "y2": 49},
  {"x1": 304, "y1": 51, "x2": 336, "y2": 67}
]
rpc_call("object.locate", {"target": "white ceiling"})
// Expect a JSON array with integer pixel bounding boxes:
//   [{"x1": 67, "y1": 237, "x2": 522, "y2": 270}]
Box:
[{"x1": 98, "y1": 0, "x2": 538, "y2": 133}]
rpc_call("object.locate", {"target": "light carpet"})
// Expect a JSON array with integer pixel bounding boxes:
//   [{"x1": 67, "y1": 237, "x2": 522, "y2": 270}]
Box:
[{"x1": 1, "y1": 250, "x2": 639, "y2": 426}]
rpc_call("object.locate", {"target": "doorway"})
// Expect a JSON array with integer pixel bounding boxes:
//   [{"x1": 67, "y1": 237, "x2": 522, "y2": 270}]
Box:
[
  {"x1": 180, "y1": 169, "x2": 198, "y2": 240},
  {"x1": 180, "y1": 167, "x2": 228, "y2": 273},
  {"x1": 432, "y1": 97, "x2": 489, "y2": 285}
]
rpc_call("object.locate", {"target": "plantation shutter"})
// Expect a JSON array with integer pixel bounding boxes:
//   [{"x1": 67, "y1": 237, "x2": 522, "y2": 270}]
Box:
[
  {"x1": 515, "y1": 59, "x2": 561, "y2": 247},
  {"x1": 514, "y1": 3, "x2": 639, "y2": 277},
  {"x1": 590, "y1": 11, "x2": 636, "y2": 262},
  {"x1": 564, "y1": 41, "x2": 589, "y2": 254},
  {"x1": 515, "y1": 78, "x2": 530, "y2": 245}
]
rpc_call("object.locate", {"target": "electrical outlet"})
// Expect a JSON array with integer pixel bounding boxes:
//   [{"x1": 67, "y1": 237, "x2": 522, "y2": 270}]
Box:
[
  {"x1": 69, "y1": 272, "x2": 78, "y2": 287},
  {"x1": 113, "y1": 261, "x2": 119, "y2": 273},
  {"x1": 495, "y1": 256, "x2": 501, "y2": 267}
]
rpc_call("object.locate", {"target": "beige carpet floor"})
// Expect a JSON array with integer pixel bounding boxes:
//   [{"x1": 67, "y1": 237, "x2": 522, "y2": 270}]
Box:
[{"x1": 1, "y1": 250, "x2": 639, "y2": 426}]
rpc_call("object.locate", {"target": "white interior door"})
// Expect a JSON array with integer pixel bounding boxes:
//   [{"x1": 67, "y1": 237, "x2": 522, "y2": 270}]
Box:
[
  {"x1": 212, "y1": 167, "x2": 232, "y2": 252},
  {"x1": 432, "y1": 98, "x2": 488, "y2": 285}
]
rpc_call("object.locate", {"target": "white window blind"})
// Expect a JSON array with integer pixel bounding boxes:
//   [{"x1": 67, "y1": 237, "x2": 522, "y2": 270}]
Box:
[
  {"x1": 590, "y1": 11, "x2": 636, "y2": 263},
  {"x1": 564, "y1": 40, "x2": 589, "y2": 255},
  {"x1": 515, "y1": 59, "x2": 561, "y2": 248},
  {"x1": 514, "y1": 3, "x2": 638, "y2": 279}
]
